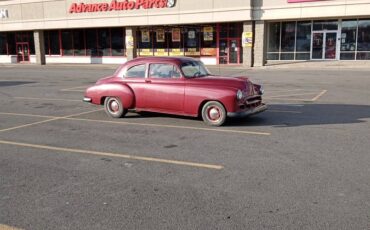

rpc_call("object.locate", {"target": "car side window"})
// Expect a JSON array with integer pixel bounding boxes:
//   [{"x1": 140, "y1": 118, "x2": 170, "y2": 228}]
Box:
[
  {"x1": 149, "y1": 63, "x2": 181, "y2": 79},
  {"x1": 125, "y1": 64, "x2": 146, "y2": 78}
]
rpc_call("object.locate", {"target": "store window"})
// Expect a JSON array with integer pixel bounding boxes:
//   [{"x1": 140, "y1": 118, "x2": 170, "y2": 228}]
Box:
[
  {"x1": 169, "y1": 27, "x2": 184, "y2": 56},
  {"x1": 313, "y1": 20, "x2": 338, "y2": 31},
  {"x1": 7, "y1": 33, "x2": 15, "y2": 55},
  {"x1": 340, "y1": 20, "x2": 357, "y2": 60},
  {"x1": 267, "y1": 22, "x2": 280, "y2": 60},
  {"x1": 184, "y1": 27, "x2": 200, "y2": 56},
  {"x1": 73, "y1": 30, "x2": 85, "y2": 56},
  {"x1": 357, "y1": 19, "x2": 370, "y2": 60},
  {"x1": 201, "y1": 25, "x2": 216, "y2": 56},
  {"x1": 111, "y1": 28, "x2": 125, "y2": 56},
  {"x1": 296, "y1": 21, "x2": 311, "y2": 60},
  {"x1": 267, "y1": 21, "x2": 311, "y2": 61},
  {"x1": 281, "y1": 22, "x2": 296, "y2": 60},
  {"x1": 62, "y1": 30, "x2": 73, "y2": 56},
  {"x1": 86, "y1": 29, "x2": 97, "y2": 56},
  {"x1": 0, "y1": 33, "x2": 6, "y2": 55},
  {"x1": 137, "y1": 28, "x2": 153, "y2": 56},
  {"x1": 97, "y1": 28, "x2": 111, "y2": 56},
  {"x1": 153, "y1": 27, "x2": 169, "y2": 56},
  {"x1": 49, "y1": 31, "x2": 60, "y2": 55}
]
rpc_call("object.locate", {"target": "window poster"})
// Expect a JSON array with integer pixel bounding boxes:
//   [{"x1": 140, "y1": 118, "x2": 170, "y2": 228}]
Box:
[
  {"x1": 188, "y1": 30, "x2": 195, "y2": 39},
  {"x1": 156, "y1": 29, "x2": 165, "y2": 42},
  {"x1": 203, "y1": 27, "x2": 213, "y2": 41},
  {"x1": 141, "y1": 29, "x2": 150, "y2": 43},
  {"x1": 172, "y1": 28, "x2": 181, "y2": 42}
]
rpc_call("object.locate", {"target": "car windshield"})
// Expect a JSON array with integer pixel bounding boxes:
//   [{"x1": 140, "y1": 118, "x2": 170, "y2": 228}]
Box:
[{"x1": 181, "y1": 61, "x2": 211, "y2": 78}]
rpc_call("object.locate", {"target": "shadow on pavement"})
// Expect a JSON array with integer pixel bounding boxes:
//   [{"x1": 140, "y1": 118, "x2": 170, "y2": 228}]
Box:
[{"x1": 226, "y1": 104, "x2": 370, "y2": 127}]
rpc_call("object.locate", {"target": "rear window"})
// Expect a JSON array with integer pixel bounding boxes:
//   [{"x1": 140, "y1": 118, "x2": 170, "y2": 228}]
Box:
[{"x1": 125, "y1": 64, "x2": 146, "y2": 78}]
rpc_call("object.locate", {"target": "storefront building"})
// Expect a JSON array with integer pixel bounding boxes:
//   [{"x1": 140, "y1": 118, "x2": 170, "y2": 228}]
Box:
[{"x1": 1, "y1": 0, "x2": 370, "y2": 66}]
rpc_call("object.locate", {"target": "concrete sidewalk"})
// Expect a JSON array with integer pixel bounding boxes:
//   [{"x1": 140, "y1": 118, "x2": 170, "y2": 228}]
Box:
[{"x1": 1, "y1": 60, "x2": 370, "y2": 71}]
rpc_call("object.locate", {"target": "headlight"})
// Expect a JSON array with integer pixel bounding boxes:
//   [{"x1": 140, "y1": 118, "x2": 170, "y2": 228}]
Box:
[
  {"x1": 259, "y1": 85, "x2": 264, "y2": 95},
  {"x1": 237, "y1": 90, "x2": 243, "y2": 100}
]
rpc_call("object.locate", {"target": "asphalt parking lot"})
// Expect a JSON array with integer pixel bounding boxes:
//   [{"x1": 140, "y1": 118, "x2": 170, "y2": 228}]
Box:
[{"x1": 0, "y1": 64, "x2": 369, "y2": 230}]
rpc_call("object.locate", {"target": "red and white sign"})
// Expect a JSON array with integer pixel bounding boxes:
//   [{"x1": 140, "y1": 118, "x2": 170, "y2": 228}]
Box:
[{"x1": 69, "y1": 0, "x2": 175, "y2": 14}]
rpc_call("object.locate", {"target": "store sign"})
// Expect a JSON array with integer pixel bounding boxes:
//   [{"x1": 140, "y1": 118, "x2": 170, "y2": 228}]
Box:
[
  {"x1": 154, "y1": 49, "x2": 168, "y2": 56},
  {"x1": 0, "y1": 9, "x2": 9, "y2": 18},
  {"x1": 69, "y1": 0, "x2": 176, "y2": 14},
  {"x1": 288, "y1": 0, "x2": 328, "y2": 2},
  {"x1": 138, "y1": 49, "x2": 153, "y2": 56},
  {"x1": 169, "y1": 48, "x2": 184, "y2": 56}
]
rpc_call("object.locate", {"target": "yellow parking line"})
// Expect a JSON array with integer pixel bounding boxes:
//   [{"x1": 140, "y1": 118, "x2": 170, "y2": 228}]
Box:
[
  {"x1": 0, "y1": 224, "x2": 23, "y2": 230},
  {"x1": 311, "y1": 90, "x2": 328, "y2": 101},
  {"x1": 0, "y1": 109, "x2": 103, "y2": 133},
  {"x1": 0, "y1": 112, "x2": 55, "y2": 119},
  {"x1": 267, "y1": 92, "x2": 320, "y2": 98},
  {"x1": 14, "y1": 97, "x2": 82, "y2": 102},
  {"x1": 0, "y1": 140, "x2": 224, "y2": 170}
]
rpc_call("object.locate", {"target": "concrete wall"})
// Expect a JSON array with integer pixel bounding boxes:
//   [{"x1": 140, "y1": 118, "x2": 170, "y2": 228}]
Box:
[
  {"x1": 0, "y1": 0, "x2": 252, "y2": 32},
  {"x1": 256, "y1": 0, "x2": 370, "y2": 21}
]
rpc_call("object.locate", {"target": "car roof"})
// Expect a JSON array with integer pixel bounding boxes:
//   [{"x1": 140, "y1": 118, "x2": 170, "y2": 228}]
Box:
[{"x1": 127, "y1": 56, "x2": 199, "y2": 66}]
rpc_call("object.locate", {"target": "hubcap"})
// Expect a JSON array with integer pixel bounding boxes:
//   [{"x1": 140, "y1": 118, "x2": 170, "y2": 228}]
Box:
[
  {"x1": 109, "y1": 100, "x2": 119, "y2": 113},
  {"x1": 208, "y1": 107, "x2": 221, "y2": 121}
]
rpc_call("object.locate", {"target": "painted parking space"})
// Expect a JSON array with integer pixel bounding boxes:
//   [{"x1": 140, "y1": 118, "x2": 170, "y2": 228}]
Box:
[{"x1": 264, "y1": 88, "x2": 328, "y2": 102}]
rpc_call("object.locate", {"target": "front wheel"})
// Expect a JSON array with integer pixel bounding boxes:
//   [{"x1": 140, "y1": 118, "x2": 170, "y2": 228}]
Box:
[
  {"x1": 104, "y1": 97, "x2": 127, "y2": 118},
  {"x1": 201, "y1": 101, "x2": 227, "y2": 126}
]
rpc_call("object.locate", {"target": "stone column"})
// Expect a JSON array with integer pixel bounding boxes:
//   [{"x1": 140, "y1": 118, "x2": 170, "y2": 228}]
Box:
[
  {"x1": 125, "y1": 27, "x2": 137, "y2": 61},
  {"x1": 242, "y1": 21, "x2": 253, "y2": 67},
  {"x1": 253, "y1": 20, "x2": 266, "y2": 67},
  {"x1": 33, "y1": 30, "x2": 46, "y2": 65}
]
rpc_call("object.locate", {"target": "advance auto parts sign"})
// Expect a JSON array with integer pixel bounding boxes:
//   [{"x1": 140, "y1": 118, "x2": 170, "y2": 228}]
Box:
[
  {"x1": 287, "y1": 0, "x2": 328, "y2": 2},
  {"x1": 69, "y1": 0, "x2": 176, "y2": 13}
]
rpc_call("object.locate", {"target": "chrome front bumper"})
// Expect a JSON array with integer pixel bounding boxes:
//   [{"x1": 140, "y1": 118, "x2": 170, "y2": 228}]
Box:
[
  {"x1": 227, "y1": 103, "x2": 267, "y2": 118},
  {"x1": 83, "y1": 97, "x2": 92, "y2": 103}
]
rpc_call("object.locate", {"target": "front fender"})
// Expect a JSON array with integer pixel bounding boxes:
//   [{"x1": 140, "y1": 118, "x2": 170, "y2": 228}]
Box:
[{"x1": 85, "y1": 83, "x2": 135, "y2": 109}]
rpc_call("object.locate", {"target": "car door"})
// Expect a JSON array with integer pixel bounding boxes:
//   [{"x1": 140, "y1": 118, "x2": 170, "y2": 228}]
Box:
[{"x1": 144, "y1": 63, "x2": 185, "y2": 113}]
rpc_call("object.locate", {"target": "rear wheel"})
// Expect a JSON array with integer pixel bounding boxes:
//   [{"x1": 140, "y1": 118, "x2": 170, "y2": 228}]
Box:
[
  {"x1": 201, "y1": 101, "x2": 227, "y2": 126},
  {"x1": 104, "y1": 97, "x2": 127, "y2": 118}
]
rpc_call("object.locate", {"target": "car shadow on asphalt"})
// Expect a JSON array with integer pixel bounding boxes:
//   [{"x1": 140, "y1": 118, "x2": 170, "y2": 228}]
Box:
[{"x1": 225, "y1": 104, "x2": 370, "y2": 127}]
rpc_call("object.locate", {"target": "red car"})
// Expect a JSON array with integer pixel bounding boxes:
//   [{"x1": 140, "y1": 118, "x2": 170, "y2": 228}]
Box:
[{"x1": 83, "y1": 57, "x2": 267, "y2": 126}]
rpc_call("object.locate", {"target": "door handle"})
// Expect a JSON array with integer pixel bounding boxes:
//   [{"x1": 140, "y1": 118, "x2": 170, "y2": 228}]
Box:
[{"x1": 145, "y1": 79, "x2": 151, "y2": 83}]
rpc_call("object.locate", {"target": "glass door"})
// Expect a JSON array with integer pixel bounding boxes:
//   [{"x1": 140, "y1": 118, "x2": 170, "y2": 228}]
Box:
[
  {"x1": 219, "y1": 39, "x2": 228, "y2": 64},
  {"x1": 311, "y1": 32, "x2": 337, "y2": 60},
  {"x1": 229, "y1": 39, "x2": 240, "y2": 64},
  {"x1": 16, "y1": 43, "x2": 30, "y2": 63},
  {"x1": 218, "y1": 39, "x2": 240, "y2": 64},
  {"x1": 312, "y1": 32, "x2": 324, "y2": 59},
  {"x1": 325, "y1": 32, "x2": 337, "y2": 59}
]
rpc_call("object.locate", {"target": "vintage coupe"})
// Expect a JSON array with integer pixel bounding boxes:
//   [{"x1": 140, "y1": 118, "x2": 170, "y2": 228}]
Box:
[{"x1": 83, "y1": 57, "x2": 266, "y2": 126}]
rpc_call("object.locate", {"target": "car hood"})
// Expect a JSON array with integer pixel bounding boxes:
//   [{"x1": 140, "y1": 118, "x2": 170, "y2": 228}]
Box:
[{"x1": 186, "y1": 75, "x2": 250, "y2": 89}]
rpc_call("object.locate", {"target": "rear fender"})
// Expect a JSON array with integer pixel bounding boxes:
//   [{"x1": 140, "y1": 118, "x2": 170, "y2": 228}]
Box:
[{"x1": 85, "y1": 83, "x2": 135, "y2": 109}]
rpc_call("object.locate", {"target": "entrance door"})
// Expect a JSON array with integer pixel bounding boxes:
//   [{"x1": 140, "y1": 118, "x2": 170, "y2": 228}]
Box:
[
  {"x1": 16, "y1": 43, "x2": 30, "y2": 63},
  {"x1": 311, "y1": 32, "x2": 337, "y2": 60},
  {"x1": 228, "y1": 39, "x2": 240, "y2": 64},
  {"x1": 218, "y1": 39, "x2": 240, "y2": 64}
]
